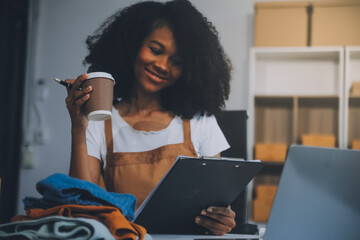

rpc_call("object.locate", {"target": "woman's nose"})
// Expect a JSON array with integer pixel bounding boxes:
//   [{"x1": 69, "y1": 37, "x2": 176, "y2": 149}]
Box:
[{"x1": 153, "y1": 57, "x2": 169, "y2": 75}]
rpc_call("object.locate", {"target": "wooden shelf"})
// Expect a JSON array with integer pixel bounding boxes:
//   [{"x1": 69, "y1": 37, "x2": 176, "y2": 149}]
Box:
[
  {"x1": 297, "y1": 97, "x2": 339, "y2": 146},
  {"x1": 255, "y1": 97, "x2": 293, "y2": 144}
]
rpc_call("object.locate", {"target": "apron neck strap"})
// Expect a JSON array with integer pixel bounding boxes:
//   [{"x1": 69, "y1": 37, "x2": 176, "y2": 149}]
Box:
[
  {"x1": 182, "y1": 119, "x2": 192, "y2": 143},
  {"x1": 104, "y1": 119, "x2": 114, "y2": 154}
]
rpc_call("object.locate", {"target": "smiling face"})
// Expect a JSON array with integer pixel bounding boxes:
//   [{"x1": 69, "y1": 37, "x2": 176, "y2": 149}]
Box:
[{"x1": 134, "y1": 24, "x2": 182, "y2": 95}]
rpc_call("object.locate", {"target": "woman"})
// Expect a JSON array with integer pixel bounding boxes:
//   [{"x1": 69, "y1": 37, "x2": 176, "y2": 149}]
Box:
[{"x1": 65, "y1": 0, "x2": 235, "y2": 235}]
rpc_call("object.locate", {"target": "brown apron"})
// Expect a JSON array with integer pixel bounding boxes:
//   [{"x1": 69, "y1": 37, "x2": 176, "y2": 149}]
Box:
[{"x1": 103, "y1": 118, "x2": 198, "y2": 208}]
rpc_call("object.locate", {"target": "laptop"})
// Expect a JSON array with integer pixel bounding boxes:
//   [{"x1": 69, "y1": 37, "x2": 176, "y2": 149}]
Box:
[
  {"x1": 264, "y1": 145, "x2": 360, "y2": 240},
  {"x1": 150, "y1": 145, "x2": 360, "y2": 240}
]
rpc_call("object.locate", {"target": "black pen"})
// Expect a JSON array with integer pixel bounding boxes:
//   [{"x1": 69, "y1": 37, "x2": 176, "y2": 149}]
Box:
[{"x1": 54, "y1": 78, "x2": 72, "y2": 89}]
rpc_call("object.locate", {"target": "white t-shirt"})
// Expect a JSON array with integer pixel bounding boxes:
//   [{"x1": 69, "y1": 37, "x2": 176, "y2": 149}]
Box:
[{"x1": 86, "y1": 106, "x2": 230, "y2": 168}]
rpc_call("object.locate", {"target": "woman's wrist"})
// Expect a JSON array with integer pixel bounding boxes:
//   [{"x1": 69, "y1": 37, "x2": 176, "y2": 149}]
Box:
[{"x1": 71, "y1": 127, "x2": 87, "y2": 144}]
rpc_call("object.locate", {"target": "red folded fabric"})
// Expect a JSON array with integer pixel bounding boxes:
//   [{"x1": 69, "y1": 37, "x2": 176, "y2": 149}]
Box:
[{"x1": 12, "y1": 204, "x2": 146, "y2": 240}]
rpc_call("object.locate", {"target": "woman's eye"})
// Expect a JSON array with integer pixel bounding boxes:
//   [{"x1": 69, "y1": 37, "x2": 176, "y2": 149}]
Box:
[{"x1": 150, "y1": 47, "x2": 161, "y2": 55}]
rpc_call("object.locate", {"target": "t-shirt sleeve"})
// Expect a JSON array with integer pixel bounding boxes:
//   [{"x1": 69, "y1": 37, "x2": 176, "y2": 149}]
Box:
[
  {"x1": 86, "y1": 121, "x2": 104, "y2": 162},
  {"x1": 191, "y1": 114, "x2": 230, "y2": 157}
]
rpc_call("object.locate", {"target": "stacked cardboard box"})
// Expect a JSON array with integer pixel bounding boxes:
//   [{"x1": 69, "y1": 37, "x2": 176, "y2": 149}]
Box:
[
  {"x1": 353, "y1": 140, "x2": 360, "y2": 150},
  {"x1": 253, "y1": 185, "x2": 278, "y2": 222},
  {"x1": 255, "y1": 143, "x2": 288, "y2": 162},
  {"x1": 302, "y1": 134, "x2": 336, "y2": 148},
  {"x1": 254, "y1": 1, "x2": 308, "y2": 46},
  {"x1": 311, "y1": 1, "x2": 360, "y2": 46},
  {"x1": 350, "y1": 81, "x2": 360, "y2": 95},
  {"x1": 254, "y1": 0, "x2": 360, "y2": 47}
]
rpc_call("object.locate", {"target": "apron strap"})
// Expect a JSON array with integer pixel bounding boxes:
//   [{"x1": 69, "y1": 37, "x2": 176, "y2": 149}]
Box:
[
  {"x1": 104, "y1": 119, "x2": 114, "y2": 154},
  {"x1": 182, "y1": 119, "x2": 192, "y2": 144}
]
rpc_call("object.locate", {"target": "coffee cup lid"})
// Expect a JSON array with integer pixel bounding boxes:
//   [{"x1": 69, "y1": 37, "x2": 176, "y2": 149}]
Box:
[
  {"x1": 87, "y1": 72, "x2": 115, "y2": 84},
  {"x1": 88, "y1": 110, "x2": 112, "y2": 121}
]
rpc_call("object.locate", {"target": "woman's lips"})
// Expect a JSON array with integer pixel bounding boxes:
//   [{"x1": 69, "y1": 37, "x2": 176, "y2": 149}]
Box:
[{"x1": 145, "y1": 69, "x2": 167, "y2": 84}]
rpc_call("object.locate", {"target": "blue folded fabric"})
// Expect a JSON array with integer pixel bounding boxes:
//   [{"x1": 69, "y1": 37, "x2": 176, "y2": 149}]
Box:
[{"x1": 23, "y1": 173, "x2": 136, "y2": 221}]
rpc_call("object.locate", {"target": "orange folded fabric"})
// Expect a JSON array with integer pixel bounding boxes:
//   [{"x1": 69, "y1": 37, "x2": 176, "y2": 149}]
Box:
[{"x1": 12, "y1": 204, "x2": 146, "y2": 240}]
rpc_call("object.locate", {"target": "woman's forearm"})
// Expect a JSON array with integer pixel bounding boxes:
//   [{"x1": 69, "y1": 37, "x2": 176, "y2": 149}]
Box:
[{"x1": 69, "y1": 128, "x2": 92, "y2": 181}]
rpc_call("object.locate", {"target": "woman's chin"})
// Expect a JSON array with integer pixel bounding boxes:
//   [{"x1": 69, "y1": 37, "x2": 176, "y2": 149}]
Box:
[{"x1": 139, "y1": 84, "x2": 164, "y2": 95}]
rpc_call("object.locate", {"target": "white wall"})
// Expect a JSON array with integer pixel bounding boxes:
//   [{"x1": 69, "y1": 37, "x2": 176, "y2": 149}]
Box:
[{"x1": 17, "y1": 0, "x2": 256, "y2": 214}]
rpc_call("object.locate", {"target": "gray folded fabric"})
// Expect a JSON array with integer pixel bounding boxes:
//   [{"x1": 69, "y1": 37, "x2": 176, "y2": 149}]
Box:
[{"x1": 0, "y1": 216, "x2": 115, "y2": 240}]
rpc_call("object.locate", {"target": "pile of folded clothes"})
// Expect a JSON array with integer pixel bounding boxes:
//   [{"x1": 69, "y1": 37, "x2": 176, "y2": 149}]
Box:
[{"x1": 0, "y1": 173, "x2": 150, "y2": 240}]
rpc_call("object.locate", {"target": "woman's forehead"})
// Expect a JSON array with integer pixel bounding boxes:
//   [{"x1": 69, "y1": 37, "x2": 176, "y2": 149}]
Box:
[{"x1": 146, "y1": 26, "x2": 178, "y2": 52}]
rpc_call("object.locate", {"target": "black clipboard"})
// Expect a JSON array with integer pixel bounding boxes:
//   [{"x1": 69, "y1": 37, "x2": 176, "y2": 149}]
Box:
[{"x1": 134, "y1": 156, "x2": 264, "y2": 234}]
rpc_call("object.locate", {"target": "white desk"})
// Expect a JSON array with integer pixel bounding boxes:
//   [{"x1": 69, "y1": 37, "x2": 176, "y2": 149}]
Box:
[{"x1": 150, "y1": 233, "x2": 262, "y2": 240}]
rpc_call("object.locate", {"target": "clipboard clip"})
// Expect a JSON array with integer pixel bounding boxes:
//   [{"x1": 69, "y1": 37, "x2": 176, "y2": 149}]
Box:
[
  {"x1": 200, "y1": 156, "x2": 245, "y2": 168},
  {"x1": 200, "y1": 156, "x2": 245, "y2": 161}
]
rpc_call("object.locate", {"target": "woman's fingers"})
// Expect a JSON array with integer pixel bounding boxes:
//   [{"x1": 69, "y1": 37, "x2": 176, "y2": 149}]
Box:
[
  {"x1": 64, "y1": 73, "x2": 91, "y2": 129},
  {"x1": 195, "y1": 216, "x2": 232, "y2": 235},
  {"x1": 65, "y1": 74, "x2": 92, "y2": 103},
  {"x1": 65, "y1": 73, "x2": 88, "y2": 92},
  {"x1": 66, "y1": 88, "x2": 92, "y2": 109},
  {"x1": 73, "y1": 86, "x2": 92, "y2": 102},
  {"x1": 195, "y1": 206, "x2": 236, "y2": 236},
  {"x1": 204, "y1": 206, "x2": 236, "y2": 219},
  {"x1": 64, "y1": 73, "x2": 93, "y2": 120},
  {"x1": 202, "y1": 209, "x2": 235, "y2": 228},
  {"x1": 64, "y1": 78, "x2": 76, "y2": 85},
  {"x1": 73, "y1": 91, "x2": 91, "y2": 107}
]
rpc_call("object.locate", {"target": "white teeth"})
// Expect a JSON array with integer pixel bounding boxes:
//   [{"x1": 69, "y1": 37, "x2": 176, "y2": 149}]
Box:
[
  {"x1": 146, "y1": 69, "x2": 166, "y2": 81},
  {"x1": 150, "y1": 71, "x2": 164, "y2": 80}
]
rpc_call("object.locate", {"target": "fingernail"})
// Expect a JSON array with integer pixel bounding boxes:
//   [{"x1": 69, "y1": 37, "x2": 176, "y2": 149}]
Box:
[
  {"x1": 201, "y1": 210, "x2": 206, "y2": 215},
  {"x1": 87, "y1": 86, "x2": 92, "y2": 90},
  {"x1": 195, "y1": 217, "x2": 200, "y2": 223},
  {"x1": 207, "y1": 207, "x2": 213, "y2": 212}
]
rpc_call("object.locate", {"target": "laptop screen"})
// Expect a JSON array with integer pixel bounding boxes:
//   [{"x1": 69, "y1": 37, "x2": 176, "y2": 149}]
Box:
[{"x1": 264, "y1": 145, "x2": 360, "y2": 240}]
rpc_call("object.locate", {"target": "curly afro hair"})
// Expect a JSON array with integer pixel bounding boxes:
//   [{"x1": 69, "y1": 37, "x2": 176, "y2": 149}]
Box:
[{"x1": 84, "y1": 0, "x2": 231, "y2": 119}]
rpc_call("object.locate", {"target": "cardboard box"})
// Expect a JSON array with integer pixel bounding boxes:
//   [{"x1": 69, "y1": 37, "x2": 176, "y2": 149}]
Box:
[
  {"x1": 351, "y1": 89, "x2": 360, "y2": 95},
  {"x1": 255, "y1": 143, "x2": 288, "y2": 162},
  {"x1": 256, "y1": 184, "x2": 278, "y2": 200},
  {"x1": 302, "y1": 134, "x2": 336, "y2": 148},
  {"x1": 254, "y1": 1, "x2": 308, "y2": 46},
  {"x1": 253, "y1": 185, "x2": 277, "y2": 222},
  {"x1": 253, "y1": 199, "x2": 272, "y2": 222},
  {"x1": 350, "y1": 81, "x2": 360, "y2": 95},
  {"x1": 312, "y1": 1, "x2": 360, "y2": 46},
  {"x1": 353, "y1": 140, "x2": 360, "y2": 150}
]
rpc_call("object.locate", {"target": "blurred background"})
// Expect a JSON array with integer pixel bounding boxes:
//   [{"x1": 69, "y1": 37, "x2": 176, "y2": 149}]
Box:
[{"x1": 1, "y1": 0, "x2": 359, "y2": 227}]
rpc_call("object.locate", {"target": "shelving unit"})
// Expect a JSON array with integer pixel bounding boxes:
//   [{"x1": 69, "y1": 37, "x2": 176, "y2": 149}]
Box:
[
  {"x1": 344, "y1": 47, "x2": 360, "y2": 149},
  {"x1": 247, "y1": 46, "x2": 345, "y2": 222},
  {"x1": 249, "y1": 46, "x2": 344, "y2": 158}
]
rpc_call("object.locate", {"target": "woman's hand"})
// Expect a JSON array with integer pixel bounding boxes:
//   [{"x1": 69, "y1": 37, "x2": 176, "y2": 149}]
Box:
[
  {"x1": 195, "y1": 205, "x2": 236, "y2": 236},
  {"x1": 65, "y1": 73, "x2": 92, "y2": 131}
]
